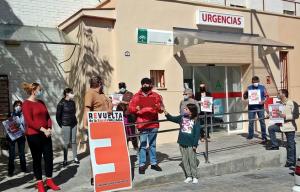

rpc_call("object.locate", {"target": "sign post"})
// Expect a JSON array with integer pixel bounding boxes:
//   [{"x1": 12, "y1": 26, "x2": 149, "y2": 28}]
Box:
[{"x1": 88, "y1": 111, "x2": 132, "y2": 192}]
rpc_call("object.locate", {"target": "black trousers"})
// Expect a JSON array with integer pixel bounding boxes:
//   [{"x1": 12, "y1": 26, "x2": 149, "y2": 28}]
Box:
[
  {"x1": 7, "y1": 135, "x2": 27, "y2": 174},
  {"x1": 27, "y1": 134, "x2": 53, "y2": 180}
]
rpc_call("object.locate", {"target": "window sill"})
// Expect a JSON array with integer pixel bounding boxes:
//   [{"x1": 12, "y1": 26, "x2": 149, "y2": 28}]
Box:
[{"x1": 156, "y1": 87, "x2": 167, "y2": 91}]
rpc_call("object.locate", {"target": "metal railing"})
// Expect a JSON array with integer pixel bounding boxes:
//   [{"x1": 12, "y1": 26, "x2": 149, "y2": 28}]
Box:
[{"x1": 123, "y1": 107, "x2": 299, "y2": 164}]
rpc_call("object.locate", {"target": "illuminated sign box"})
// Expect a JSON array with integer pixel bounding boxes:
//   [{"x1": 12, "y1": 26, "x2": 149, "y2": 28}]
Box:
[{"x1": 196, "y1": 10, "x2": 244, "y2": 29}]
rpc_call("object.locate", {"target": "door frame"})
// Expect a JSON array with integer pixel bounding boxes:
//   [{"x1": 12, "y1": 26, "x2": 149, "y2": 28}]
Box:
[{"x1": 186, "y1": 64, "x2": 244, "y2": 134}]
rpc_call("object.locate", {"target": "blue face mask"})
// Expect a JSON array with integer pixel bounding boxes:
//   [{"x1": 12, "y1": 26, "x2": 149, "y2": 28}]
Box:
[{"x1": 36, "y1": 90, "x2": 43, "y2": 98}]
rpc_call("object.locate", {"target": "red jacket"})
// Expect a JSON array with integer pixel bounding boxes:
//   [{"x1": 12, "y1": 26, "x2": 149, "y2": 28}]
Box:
[
  {"x1": 129, "y1": 90, "x2": 163, "y2": 129},
  {"x1": 23, "y1": 100, "x2": 52, "y2": 135}
]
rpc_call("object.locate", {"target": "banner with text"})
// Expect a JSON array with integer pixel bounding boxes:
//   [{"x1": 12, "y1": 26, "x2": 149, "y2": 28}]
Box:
[{"x1": 88, "y1": 111, "x2": 132, "y2": 192}]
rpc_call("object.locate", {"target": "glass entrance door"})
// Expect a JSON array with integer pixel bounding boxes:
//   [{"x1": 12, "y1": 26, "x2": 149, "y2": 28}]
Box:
[{"x1": 183, "y1": 65, "x2": 243, "y2": 132}]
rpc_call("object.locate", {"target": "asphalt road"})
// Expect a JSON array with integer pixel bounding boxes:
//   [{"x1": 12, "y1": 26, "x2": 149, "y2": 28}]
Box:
[{"x1": 134, "y1": 167, "x2": 295, "y2": 192}]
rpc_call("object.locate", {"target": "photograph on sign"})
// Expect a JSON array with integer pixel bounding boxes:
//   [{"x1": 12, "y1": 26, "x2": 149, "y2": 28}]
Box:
[
  {"x1": 268, "y1": 104, "x2": 284, "y2": 125},
  {"x1": 2, "y1": 116, "x2": 25, "y2": 141},
  {"x1": 248, "y1": 90, "x2": 261, "y2": 105},
  {"x1": 201, "y1": 96, "x2": 213, "y2": 112},
  {"x1": 111, "y1": 94, "x2": 123, "y2": 111},
  {"x1": 88, "y1": 111, "x2": 132, "y2": 192}
]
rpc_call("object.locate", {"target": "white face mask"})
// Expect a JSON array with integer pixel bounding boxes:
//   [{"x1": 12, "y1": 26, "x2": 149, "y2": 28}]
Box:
[
  {"x1": 253, "y1": 83, "x2": 259, "y2": 87},
  {"x1": 15, "y1": 106, "x2": 21, "y2": 113},
  {"x1": 68, "y1": 93, "x2": 75, "y2": 99},
  {"x1": 119, "y1": 88, "x2": 126, "y2": 93}
]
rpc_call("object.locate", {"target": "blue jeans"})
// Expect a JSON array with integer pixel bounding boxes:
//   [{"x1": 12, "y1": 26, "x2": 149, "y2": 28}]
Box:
[
  {"x1": 248, "y1": 109, "x2": 266, "y2": 139},
  {"x1": 139, "y1": 128, "x2": 158, "y2": 167},
  {"x1": 268, "y1": 124, "x2": 296, "y2": 164},
  {"x1": 7, "y1": 135, "x2": 27, "y2": 174}
]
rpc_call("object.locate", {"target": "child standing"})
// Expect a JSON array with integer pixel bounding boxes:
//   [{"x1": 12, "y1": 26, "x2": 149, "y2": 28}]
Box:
[{"x1": 164, "y1": 103, "x2": 201, "y2": 184}]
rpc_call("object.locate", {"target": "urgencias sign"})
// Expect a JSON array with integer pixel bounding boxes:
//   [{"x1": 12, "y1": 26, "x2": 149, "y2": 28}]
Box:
[{"x1": 196, "y1": 10, "x2": 244, "y2": 29}]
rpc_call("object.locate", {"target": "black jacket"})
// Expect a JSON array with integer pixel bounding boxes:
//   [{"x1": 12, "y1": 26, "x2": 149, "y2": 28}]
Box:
[{"x1": 56, "y1": 99, "x2": 77, "y2": 127}]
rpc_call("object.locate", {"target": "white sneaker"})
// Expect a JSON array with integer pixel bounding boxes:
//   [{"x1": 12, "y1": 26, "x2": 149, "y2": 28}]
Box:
[
  {"x1": 184, "y1": 177, "x2": 193, "y2": 183},
  {"x1": 192, "y1": 178, "x2": 198, "y2": 184}
]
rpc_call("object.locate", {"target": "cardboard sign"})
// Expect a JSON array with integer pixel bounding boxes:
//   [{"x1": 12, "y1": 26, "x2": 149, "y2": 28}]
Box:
[
  {"x1": 88, "y1": 111, "x2": 132, "y2": 192},
  {"x1": 111, "y1": 94, "x2": 123, "y2": 111},
  {"x1": 2, "y1": 116, "x2": 25, "y2": 141},
  {"x1": 248, "y1": 90, "x2": 261, "y2": 105},
  {"x1": 268, "y1": 104, "x2": 284, "y2": 125},
  {"x1": 201, "y1": 97, "x2": 213, "y2": 112}
]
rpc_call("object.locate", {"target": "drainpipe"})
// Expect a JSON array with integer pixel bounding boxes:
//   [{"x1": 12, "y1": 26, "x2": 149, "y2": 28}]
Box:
[{"x1": 251, "y1": 9, "x2": 255, "y2": 76}]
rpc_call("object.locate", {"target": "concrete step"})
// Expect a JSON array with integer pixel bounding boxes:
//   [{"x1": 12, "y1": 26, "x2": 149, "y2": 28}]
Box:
[{"x1": 131, "y1": 134, "x2": 295, "y2": 190}]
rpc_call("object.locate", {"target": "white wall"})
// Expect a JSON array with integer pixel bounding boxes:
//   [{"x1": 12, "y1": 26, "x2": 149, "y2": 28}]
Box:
[
  {"x1": 3, "y1": 0, "x2": 99, "y2": 27},
  {"x1": 264, "y1": 0, "x2": 283, "y2": 14},
  {"x1": 247, "y1": 0, "x2": 264, "y2": 11},
  {"x1": 0, "y1": 0, "x2": 100, "y2": 146}
]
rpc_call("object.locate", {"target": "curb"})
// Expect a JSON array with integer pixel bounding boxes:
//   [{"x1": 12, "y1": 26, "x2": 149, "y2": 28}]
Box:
[{"x1": 133, "y1": 149, "x2": 285, "y2": 189}]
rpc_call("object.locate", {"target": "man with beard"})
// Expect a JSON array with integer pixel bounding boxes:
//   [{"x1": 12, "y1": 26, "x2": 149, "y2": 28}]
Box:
[{"x1": 129, "y1": 78, "x2": 164, "y2": 174}]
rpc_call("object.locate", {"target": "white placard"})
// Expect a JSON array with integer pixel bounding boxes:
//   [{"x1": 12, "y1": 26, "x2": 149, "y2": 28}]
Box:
[
  {"x1": 111, "y1": 94, "x2": 123, "y2": 111},
  {"x1": 248, "y1": 90, "x2": 261, "y2": 105},
  {"x1": 196, "y1": 10, "x2": 244, "y2": 29},
  {"x1": 268, "y1": 104, "x2": 285, "y2": 125},
  {"x1": 2, "y1": 116, "x2": 25, "y2": 141},
  {"x1": 201, "y1": 96, "x2": 213, "y2": 112}
]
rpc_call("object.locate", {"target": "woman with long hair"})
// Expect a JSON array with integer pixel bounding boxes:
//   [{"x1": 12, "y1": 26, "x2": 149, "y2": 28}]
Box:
[{"x1": 22, "y1": 82, "x2": 60, "y2": 192}]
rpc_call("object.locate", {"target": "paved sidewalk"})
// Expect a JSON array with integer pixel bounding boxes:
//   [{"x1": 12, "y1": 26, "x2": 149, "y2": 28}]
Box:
[{"x1": 0, "y1": 132, "x2": 299, "y2": 191}]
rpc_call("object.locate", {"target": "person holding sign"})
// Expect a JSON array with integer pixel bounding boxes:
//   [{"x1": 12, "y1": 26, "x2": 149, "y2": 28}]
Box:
[
  {"x1": 267, "y1": 89, "x2": 297, "y2": 168},
  {"x1": 4, "y1": 100, "x2": 27, "y2": 177},
  {"x1": 195, "y1": 83, "x2": 212, "y2": 142},
  {"x1": 129, "y1": 77, "x2": 164, "y2": 174},
  {"x1": 22, "y1": 82, "x2": 60, "y2": 192},
  {"x1": 243, "y1": 76, "x2": 267, "y2": 143},
  {"x1": 164, "y1": 104, "x2": 201, "y2": 184},
  {"x1": 117, "y1": 82, "x2": 138, "y2": 150},
  {"x1": 83, "y1": 76, "x2": 112, "y2": 186}
]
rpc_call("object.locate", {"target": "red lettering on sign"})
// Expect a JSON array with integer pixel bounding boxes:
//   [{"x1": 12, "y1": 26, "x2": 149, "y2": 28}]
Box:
[
  {"x1": 202, "y1": 13, "x2": 208, "y2": 21},
  {"x1": 237, "y1": 18, "x2": 241, "y2": 25},
  {"x1": 208, "y1": 14, "x2": 212, "y2": 22}
]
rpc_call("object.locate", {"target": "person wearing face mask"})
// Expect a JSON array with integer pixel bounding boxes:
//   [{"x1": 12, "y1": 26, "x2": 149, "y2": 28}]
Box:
[
  {"x1": 164, "y1": 104, "x2": 201, "y2": 184},
  {"x1": 22, "y1": 82, "x2": 60, "y2": 192},
  {"x1": 56, "y1": 88, "x2": 79, "y2": 167},
  {"x1": 117, "y1": 82, "x2": 139, "y2": 150},
  {"x1": 179, "y1": 88, "x2": 200, "y2": 116},
  {"x1": 129, "y1": 77, "x2": 164, "y2": 174},
  {"x1": 6, "y1": 100, "x2": 27, "y2": 177},
  {"x1": 267, "y1": 89, "x2": 297, "y2": 168},
  {"x1": 243, "y1": 76, "x2": 267, "y2": 143},
  {"x1": 83, "y1": 76, "x2": 112, "y2": 185},
  {"x1": 195, "y1": 83, "x2": 212, "y2": 142}
]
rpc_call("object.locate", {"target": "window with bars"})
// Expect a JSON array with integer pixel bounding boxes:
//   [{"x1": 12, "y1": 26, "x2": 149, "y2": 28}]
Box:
[
  {"x1": 0, "y1": 75, "x2": 9, "y2": 121},
  {"x1": 150, "y1": 70, "x2": 166, "y2": 89},
  {"x1": 280, "y1": 51, "x2": 288, "y2": 90}
]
